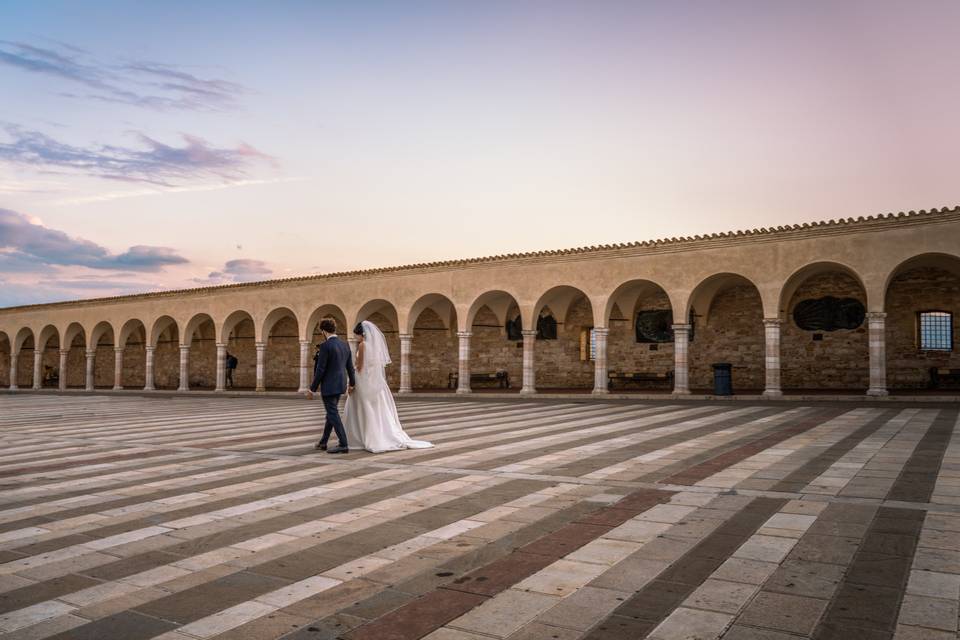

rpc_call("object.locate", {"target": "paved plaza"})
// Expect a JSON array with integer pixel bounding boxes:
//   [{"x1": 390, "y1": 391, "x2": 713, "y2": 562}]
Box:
[{"x1": 0, "y1": 395, "x2": 957, "y2": 640}]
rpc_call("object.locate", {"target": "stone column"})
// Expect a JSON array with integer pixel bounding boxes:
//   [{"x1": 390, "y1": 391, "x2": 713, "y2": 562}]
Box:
[
  {"x1": 298, "y1": 340, "x2": 310, "y2": 393},
  {"x1": 762, "y1": 318, "x2": 783, "y2": 397},
  {"x1": 866, "y1": 312, "x2": 888, "y2": 397},
  {"x1": 59, "y1": 349, "x2": 68, "y2": 391},
  {"x1": 255, "y1": 342, "x2": 266, "y2": 392},
  {"x1": 592, "y1": 327, "x2": 610, "y2": 395},
  {"x1": 113, "y1": 347, "x2": 124, "y2": 390},
  {"x1": 672, "y1": 324, "x2": 691, "y2": 395},
  {"x1": 85, "y1": 349, "x2": 96, "y2": 391},
  {"x1": 144, "y1": 346, "x2": 155, "y2": 391},
  {"x1": 520, "y1": 330, "x2": 537, "y2": 395},
  {"x1": 398, "y1": 334, "x2": 413, "y2": 394},
  {"x1": 177, "y1": 345, "x2": 189, "y2": 392},
  {"x1": 9, "y1": 354, "x2": 18, "y2": 390},
  {"x1": 215, "y1": 343, "x2": 226, "y2": 392},
  {"x1": 32, "y1": 350, "x2": 42, "y2": 390},
  {"x1": 456, "y1": 331, "x2": 472, "y2": 394}
]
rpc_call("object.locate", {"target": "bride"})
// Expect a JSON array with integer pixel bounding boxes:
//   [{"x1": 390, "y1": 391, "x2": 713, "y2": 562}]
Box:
[{"x1": 343, "y1": 320, "x2": 434, "y2": 453}]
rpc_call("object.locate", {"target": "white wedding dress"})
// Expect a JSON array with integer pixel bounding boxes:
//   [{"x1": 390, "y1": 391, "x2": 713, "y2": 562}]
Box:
[{"x1": 343, "y1": 321, "x2": 434, "y2": 453}]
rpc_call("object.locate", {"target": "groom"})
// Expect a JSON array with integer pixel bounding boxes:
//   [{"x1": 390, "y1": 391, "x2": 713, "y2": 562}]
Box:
[{"x1": 305, "y1": 319, "x2": 356, "y2": 454}]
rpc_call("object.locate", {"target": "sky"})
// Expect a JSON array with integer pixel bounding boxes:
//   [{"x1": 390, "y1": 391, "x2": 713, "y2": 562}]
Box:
[{"x1": 1, "y1": 0, "x2": 958, "y2": 307}]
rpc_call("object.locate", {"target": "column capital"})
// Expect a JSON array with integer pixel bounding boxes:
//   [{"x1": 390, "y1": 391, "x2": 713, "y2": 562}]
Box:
[
  {"x1": 179, "y1": 344, "x2": 190, "y2": 352},
  {"x1": 456, "y1": 331, "x2": 473, "y2": 339},
  {"x1": 593, "y1": 327, "x2": 610, "y2": 336},
  {"x1": 762, "y1": 318, "x2": 783, "y2": 327},
  {"x1": 671, "y1": 323, "x2": 691, "y2": 332},
  {"x1": 521, "y1": 329, "x2": 537, "y2": 338},
  {"x1": 145, "y1": 345, "x2": 156, "y2": 352},
  {"x1": 114, "y1": 346, "x2": 124, "y2": 354},
  {"x1": 255, "y1": 341, "x2": 266, "y2": 349},
  {"x1": 85, "y1": 349, "x2": 96, "y2": 358},
  {"x1": 865, "y1": 312, "x2": 887, "y2": 321},
  {"x1": 398, "y1": 333, "x2": 413, "y2": 341},
  {"x1": 59, "y1": 348, "x2": 70, "y2": 356},
  {"x1": 215, "y1": 342, "x2": 227, "y2": 349},
  {"x1": 299, "y1": 339, "x2": 311, "y2": 347}
]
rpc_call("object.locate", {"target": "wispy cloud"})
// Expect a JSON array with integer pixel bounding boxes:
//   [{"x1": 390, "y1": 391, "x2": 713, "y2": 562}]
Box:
[
  {"x1": 0, "y1": 40, "x2": 247, "y2": 112},
  {"x1": 196, "y1": 259, "x2": 273, "y2": 285},
  {"x1": 0, "y1": 207, "x2": 189, "y2": 272},
  {"x1": 48, "y1": 176, "x2": 306, "y2": 206},
  {"x1": 0, "y1": 124, "x2": 274, "y2": 186}
]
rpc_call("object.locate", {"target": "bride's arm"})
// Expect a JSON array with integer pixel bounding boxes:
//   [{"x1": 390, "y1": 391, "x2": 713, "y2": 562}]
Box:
[{"x1": 356, "y1": 342, "x2": 364, "y2": 374}]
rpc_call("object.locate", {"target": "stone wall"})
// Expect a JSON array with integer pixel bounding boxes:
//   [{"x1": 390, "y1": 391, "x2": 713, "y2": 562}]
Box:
[
  {"x1": 887, "y1": 267, "x2": 960, "y2": 388},
  {"x1": 155, "y1": 325, "x2": 181, "y2": 390},
  {"x1": 0, "y1": 344, "x2": 8, "y2": 386},
  {"x1": 411, "y1": 308, "x2": 457, "y2": 389},
  {"x1": 607, "y1": 292, "x2": 675, "y2": 389},
  {"x1": 533, "y1": 298, "x2": 594, "y2": 389},
  {"x1": 226, "y1": 319, "x2": 256, "y2": 388},
  {"x1": 17, "y1": 346, "x2": 32, "y2": 387},
  {"x1": 265, "y1": 316, "x2": 299, "y2": 390},
  {"x1": 781, "y1": 271, "x2": 869, "y2": 389},
  {"x1": 688, "y1": 284, "x2": 765, "y2": 391},
  {"x1": 470, "y1": 305, "x2": 523, "y2": 390}
]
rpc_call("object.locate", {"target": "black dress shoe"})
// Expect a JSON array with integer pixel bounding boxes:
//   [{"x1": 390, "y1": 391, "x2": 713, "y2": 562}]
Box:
[
  {"x1": 326, "y1": 445, "x2": 349, "y2": 454},
  {"x1": 315, "y1": 441, "x2": 327, "y2": 451}
]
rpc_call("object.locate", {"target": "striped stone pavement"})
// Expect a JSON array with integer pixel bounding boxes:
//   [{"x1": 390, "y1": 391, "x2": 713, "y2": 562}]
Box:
[{"x1": 0, "y1": 395, "x2": 957, "y2": 640}]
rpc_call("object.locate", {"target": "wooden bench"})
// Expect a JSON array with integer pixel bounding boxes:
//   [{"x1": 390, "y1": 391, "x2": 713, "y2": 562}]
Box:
[
  {"x1": 929, "y1": 367, "x2": 960, "y2": 389},
  {"x1": 448, "y1": 371, "x2": 511, "y2": 389},
  {"x1": 608, "y1": 370, "x2": 674, "y2": 390}
]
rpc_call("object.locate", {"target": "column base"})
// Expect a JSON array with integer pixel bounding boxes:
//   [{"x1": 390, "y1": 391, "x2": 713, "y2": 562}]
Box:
[
  {"x1": 866, "y1": 388, "x2": 889, "y2": 397},
  {"x1": 255, "y1": 386, "x2": 266, "y2": 393},
  {"x1": 762, "y1": 389, "x2": 783, "y2": 398},
  {"x1": 398, "y1": 388, "x2": 413, "y2": 395},
  {"x1": 214, "y1": 387, "x2": 225, "y2": 393},
  {"x1": 177, "y1": 386, "x2": 189, "y2": 392},
  {"x1": 32, "y1": 385, "x2": 41, "y2": 391},
  {"x1": 592, "y1": 388, "x2": 610, "y2": 395},
  {"x1": 85, "y1": 386, "x2": 94, "y2": 392},
  {"x1": 671, "y1": 389, "x2": 691, "y2": 396},
  {"x1": 297, "y1": 386, "x2": 309, "y2": 394},
  {"x1": 9, "y1": 385, "x2": 17, "y2": 391},
  {"x1": 519, "y1": 387, "x2": 537, "y2": 396},
  {"x1": 144, "y1": 385, "x2": 155, "y2": 391},
  {"x1": 113, "y1": 385, "x2": 123, "y2": 391},
  {"x1": 456, "y1": 387, "x2": 473, "y2": 395}
]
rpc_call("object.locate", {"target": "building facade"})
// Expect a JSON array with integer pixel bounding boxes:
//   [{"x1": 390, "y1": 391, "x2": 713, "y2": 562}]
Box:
[{"x1": 1, "y1": 208, "x2": 959, "y2": 397}]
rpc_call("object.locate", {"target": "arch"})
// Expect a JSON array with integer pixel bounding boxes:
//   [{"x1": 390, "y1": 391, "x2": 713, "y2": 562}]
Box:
[
  {"x1": 118, "y1": 319, "x2": 147, "y2": 389},
  {"x1": 62, "y1": 322, "x2": 87, "y2": 388},
  {"x1": 35, "y1": 324, "x2": 61, "y2": 388},
  {"x1": 781, "y1": 262, "x2": 870, "y2": 390},
  {"x1": 354, "y1": 299, "x2": 399, "y2": 331},
  {"x1": 883, "y1": 252, "x2": 960, "y2": 389},
  {"x1": 409, "y1": 295, "x2": 459, "y2": 390},
  {"x1": 303, "y1": 304, "x2": 349, "y2": 342},
  {"x1": 531, "y1": 285, "x2": 592, "y2": 332},
  {"x1": 604, "y1": 279, "x2": 675, "y2": 392},
  {"x1": 13, "y1": 328, "x2": 34, "y2": 388},
  {"x1": 14, "y1": 326, "x2": 34, "y2": 353},
  {"x1": 406, "y1": 294, "x2": 457, "y2": 335},
  {"x1": 778, "y1": 261, "x2": 868, "y2": 317},
  {"x1": 183, "y1": 313, "x2": 216, "y2": 390},
  {"x1": 465, "y1": 290, "x2": 523, "y2": 331},
  {"x1": 355, "y1": 299, "x2": 401, "y2": 389},
  {"x1": 220, "y1": 310, "x2": 256, "y2": 389},
  {"x1": 262, "y1": 307, "x2": 300, "y2": 390},
  {"x1": 89, "y1": 321, "x2": 116, "y2": 389},
  {"x1": 149, "y1": 316, "x2": 179, "y2": 348},
  {"x1": 261, "y1": 307, "x2": 298, "y2": 341},
  {"x1": 183, "y1": 313, "x2": 216, "y2": 346},
  {"x1": 37, "y1": 324, "x2": 60, "y2": 350},
  {"x1": 149, "y1": 316, "x2": 181, "y2": 390},
  {"x1": 686, "y1": 273, "x2": 766, "y2": 392},
  {"x1": 220, "y1": 310, "x2": 255, "y2": 345}
]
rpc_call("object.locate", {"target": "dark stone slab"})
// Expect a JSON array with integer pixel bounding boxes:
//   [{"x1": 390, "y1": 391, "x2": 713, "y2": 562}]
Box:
[
  {"x1": 763, "y1": 560, "x2": 845, "y2": 600},
  {"x1": 581, "y1": 614, "x2": 656, "y2": 639},
  {"x1": 441, "y1": 551, "x2": 554, "y2": 597},
  {"x1": 340, "y1": 588, "x2": 417, "y2": 620},
  {"x1": 134, "y1": 570, "x2": 291, "y2": 624},
  {"x1": 737, "y1": 591, "x2": 829, "y2": 635},
  {"x1": 44, "y1": 610, "x2": 178, "y2": 640},
  {"x1": 615, "y1": 579, "x2": 690, "y2": 622},
  {"x1": 843, "y1": 553, "x2": 911, "y2": 588},
  {"x1": 342, "y1": 589, "x2": 486, "y2": 640},
  {"x1": 0, "y1": 573, "x2": 101, "y2": 614},
  {"x1": 520, "y1": 523, "x2": 612, "y2": 558},
  {"x1": 822, "y1": 583, "x2": 900, "y2": 631}
]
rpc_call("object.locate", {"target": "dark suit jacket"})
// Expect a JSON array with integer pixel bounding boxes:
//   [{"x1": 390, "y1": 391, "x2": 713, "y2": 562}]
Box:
[{"x1": 309, "y1": 337, "x2": 356, "y2": 396}]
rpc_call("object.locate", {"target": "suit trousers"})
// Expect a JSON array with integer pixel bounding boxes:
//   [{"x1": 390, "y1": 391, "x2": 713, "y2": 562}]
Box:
[{"x1": 320, "y1": 394, "x2": 348, "y2": 448}]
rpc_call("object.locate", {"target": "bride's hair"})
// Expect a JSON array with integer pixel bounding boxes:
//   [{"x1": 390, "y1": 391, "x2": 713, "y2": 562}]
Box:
[{"x1": 353, "y1": 323, "x2": 365, "y2": 337}]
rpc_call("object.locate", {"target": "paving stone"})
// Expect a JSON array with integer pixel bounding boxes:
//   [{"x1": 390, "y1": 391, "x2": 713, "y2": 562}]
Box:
[
  {"x1": 737, "y1": 591, "x2": 828, "y2": 635},
  {"x1": 763, "y1": 560, "x2": 845, "y2": 599},
  {"x1": 449, "y1": 589, "x2": 560, "y2": 638},
  {"x1": 895, "y1": 594, "x2": 958, "y2": 632},
  {"x1": 648, "y1": 606, "x2": 733, "y2": 640},
  {"x1": 686, "y1": 578, "x2": 758, "y2": 614},
  {"x1": 536, "y1": 586, "x2": 631, "y2": 631}
]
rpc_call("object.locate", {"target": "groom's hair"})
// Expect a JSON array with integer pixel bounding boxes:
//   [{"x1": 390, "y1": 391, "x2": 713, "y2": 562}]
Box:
[{"x1": 319, "y1": 319, "x2": 337, "y2": 334}]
